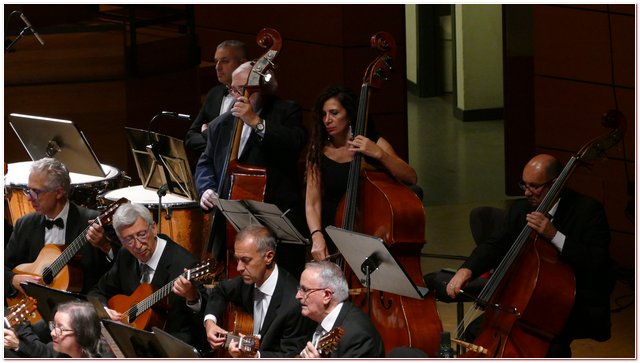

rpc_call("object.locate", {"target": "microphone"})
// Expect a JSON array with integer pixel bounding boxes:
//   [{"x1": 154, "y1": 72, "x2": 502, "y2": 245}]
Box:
[{"x1": 19, "y1": 13, "x2": 44, "y2": 46}]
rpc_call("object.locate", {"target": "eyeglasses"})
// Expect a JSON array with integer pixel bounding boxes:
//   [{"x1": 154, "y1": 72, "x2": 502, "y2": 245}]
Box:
[
  {"x1": 518, "y1": 179, "x2": 554, "y2": 192},
  {"x1": 121, "y1": 225, "x2": 151, "y2": 247},
  {"x1": 297, "y1": 285, "x2": 329, "y2": 296},
  {"x1": 48, "y1": 321, "x2": 73, "y2": 336},
  {"x1": 22, "y1": 187, "x2": 57, "y2": 200},
  {"x1": 228, "y1": 85, "x2": 245, "y2": 97}
]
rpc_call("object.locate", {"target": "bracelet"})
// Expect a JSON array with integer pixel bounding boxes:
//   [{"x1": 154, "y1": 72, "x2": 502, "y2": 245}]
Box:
[{"x1": 310, "y1": 229, "x2": 322, "y2": 238}]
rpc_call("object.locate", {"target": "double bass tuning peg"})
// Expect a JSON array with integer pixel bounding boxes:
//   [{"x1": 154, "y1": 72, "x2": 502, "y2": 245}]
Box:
[{"x1": 373, "y1": 69, "x2": 389, "y2": 81}]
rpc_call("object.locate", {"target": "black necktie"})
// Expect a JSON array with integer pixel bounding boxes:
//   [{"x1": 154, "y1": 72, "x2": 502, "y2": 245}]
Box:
[
  {"x1": 140, "y1": 263, "x2": 152, "y2": 284},
  {"x1": 43, "y1": 218, "x2": 64, "y2": 229}
]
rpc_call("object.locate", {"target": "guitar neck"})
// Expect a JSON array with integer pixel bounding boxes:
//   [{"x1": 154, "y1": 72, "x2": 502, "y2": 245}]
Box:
[
  {"x1": 224, "y1": 332, "x2": 259, "y2": 353},
  {"x1": 123, "y1": 259, "x2": 214, "y2": 321},
  {"x1": 46, "y1": 220, "x2": 95, "y2": 278},
  {"x1": 126, "y1": 277, "x2": 177, "y2": 320}
]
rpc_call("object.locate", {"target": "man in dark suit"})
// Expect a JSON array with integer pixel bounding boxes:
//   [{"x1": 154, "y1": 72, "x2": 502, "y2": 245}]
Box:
[
  {"x1": 195, "y1": 61, "x2": 308, "y2": 277},
  {"x1": 5, "y1": 157, "x2": 118, "y2": 298},
  {"x1": 88, "y1": 202, "x2": 207, "y2": 348},
  {"x1": 447, "y1": 154, "x2": 614, "y2": 357},
  {"x1": 203, "y1": 225, "x2": 315, "y2": 358},
  {"x1": 297, "y1": 261, "x2": 384, "y2": 358},
  {"x1": 185, "y1": 40, "x2": 248, "y2": 158}
]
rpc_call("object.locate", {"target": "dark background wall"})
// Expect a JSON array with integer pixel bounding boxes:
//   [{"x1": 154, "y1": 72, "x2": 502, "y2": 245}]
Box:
[{"x1": 503, "y1": 4, "x2": 635, "y2": 269}]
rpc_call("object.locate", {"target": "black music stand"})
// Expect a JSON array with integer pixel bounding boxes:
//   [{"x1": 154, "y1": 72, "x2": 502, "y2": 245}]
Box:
[
  {"x1": 124, "y1": 127, "x2": 197, "y2": 201},
  {"x1": 9, "y1": 113, "x2": 105, "y2": 177},
  {"x1": 213, "y1": 198, "x2": 308, "y2": 245},
  {"x1": 101, "y1": 320, "x2": 164, "y2": 358},
  {"x1": 325, "y1": 226, "x2": 429, "y2": 308},
  {"x1": 152, "y1": 327, "x2": 201, "y2": 358},
  {"x1": 21, "y1": 282, "x2": 86, "y2": 322}
]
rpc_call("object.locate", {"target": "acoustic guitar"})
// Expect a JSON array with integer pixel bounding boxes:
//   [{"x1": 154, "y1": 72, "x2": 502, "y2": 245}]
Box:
[
  {"x1": 7, "y1": 198, "x2": 127, "y2": 324},
  {"x1": 108, "y1": 258, "x2": 219, "y2": 331},
  {"x1": 4, "y1": 297, "x2": 38, "y2": 328}
]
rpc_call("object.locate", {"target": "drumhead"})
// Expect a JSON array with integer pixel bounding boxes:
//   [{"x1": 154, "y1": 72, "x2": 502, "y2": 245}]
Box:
[
  {"x1": 102, "y1": 185, "x2": 197, "y2": 208},
  {"x1": 4, "y1": 161, "x2": 119, "y2": 186}
]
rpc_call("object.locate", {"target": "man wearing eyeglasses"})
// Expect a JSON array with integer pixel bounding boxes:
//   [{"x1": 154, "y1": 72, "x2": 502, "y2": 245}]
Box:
[
  {"x1": 203, "y1": 225, "x2": 315, "y2": 358},
  {"x1": 194, "y1": 61, "x2": 308, "y2": 278},
  {"x1": 296, "y1": 261, "x2": 384, "y2": 358},
  {"x1": 185, "y1": 40, "x2": 248, "y2": 159},
  {"x1": 446, "y1": 154, "x2": 613, "y2": 357},
  {"x1": 5, "y1": 157, "x2": 119, "y2": 299},
  {"x1": 88, "y1": 202, "x2": 208, "y2": 349}
]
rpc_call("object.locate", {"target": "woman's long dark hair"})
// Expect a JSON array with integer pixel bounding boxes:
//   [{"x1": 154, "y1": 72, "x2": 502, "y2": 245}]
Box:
[
  {"x1": 306, "y1": 85, "x2": 358, "y2": 180},
  {"x1": 56, "y1": 301, "x2": 103, "y2": 358}
]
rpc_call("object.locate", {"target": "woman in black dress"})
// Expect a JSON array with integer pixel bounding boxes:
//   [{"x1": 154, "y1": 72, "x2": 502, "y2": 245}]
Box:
[{"x1": 305, "y1": 85, "x2": 417, "y2": 262}]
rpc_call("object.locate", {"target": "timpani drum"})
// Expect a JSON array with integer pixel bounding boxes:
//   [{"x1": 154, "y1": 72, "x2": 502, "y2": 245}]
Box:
[
  {"x1": 100, "y1": 185, "x2": 209, "y2": 258},
  {"x1": 4, "y1": 161, "x2": 123, "y2": 225}
]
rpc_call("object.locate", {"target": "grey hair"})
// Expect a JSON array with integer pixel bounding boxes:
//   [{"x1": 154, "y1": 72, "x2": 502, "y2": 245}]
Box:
[
  {"x1": 236, "y1": 224, "x2": 276, "y2": 255},
  {"x1": 30, "y1": 157, "x2": 71, "y2": 196},
  {"x1": 217, "y1": 40, "x2": 248, "y2": 61},
  {"x1": 112, "y1": 202, "x2": 153, "y2": 239},
  {"x1": 55, "y1": 301, "x2": 103, "y2": 358},
  {"x1": 305, "y1": 261, "x2": 349, "y2": 303}
]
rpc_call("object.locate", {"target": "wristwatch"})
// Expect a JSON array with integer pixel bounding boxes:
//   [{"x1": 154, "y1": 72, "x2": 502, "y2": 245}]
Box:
[{"x1": 254, "y1": 119, "x2": 265, "y2": 132}]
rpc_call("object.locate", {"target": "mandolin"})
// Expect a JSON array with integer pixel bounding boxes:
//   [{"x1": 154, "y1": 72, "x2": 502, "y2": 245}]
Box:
[
  {"x1": 7, "y1": 198, "x2": 127, "y2": 324},
  {"x1": 108, "y1": 258, "x2": 219, "y2": 331}
]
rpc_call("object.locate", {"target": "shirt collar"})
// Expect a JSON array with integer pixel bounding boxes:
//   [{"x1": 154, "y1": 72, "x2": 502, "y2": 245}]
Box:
[
  {"x1": 141, "y1": 236, "x2": 166, "y2": 270},
  {"x1": 255, "y1": 264, "x2": 278, "y2": 297},
  {"x1": 51, "y1": 201, "x2": 70, "y2": 222},
  {"x1": 319, "y1": 302, "x2": 343, "y2": 333}
]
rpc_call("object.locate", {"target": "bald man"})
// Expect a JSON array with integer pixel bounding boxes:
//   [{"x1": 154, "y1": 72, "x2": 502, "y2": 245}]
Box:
[{"x1": 447, "y1": 154, "x2": 614, "y2": 357}]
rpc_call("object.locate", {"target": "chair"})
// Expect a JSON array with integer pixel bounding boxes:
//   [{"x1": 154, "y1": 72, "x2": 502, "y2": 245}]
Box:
[{"x1": 469, "y1": 206, "x2": 506, "y2": 246}]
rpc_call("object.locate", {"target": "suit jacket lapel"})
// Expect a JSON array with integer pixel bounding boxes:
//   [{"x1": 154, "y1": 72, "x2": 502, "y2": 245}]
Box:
[
  {"x1": 65, "y1": 203, "x2": 81, "y2": 245},
  {"x1": 332, "y1": 302, "x2": 349, "y2": 330},
  {"x1": 149, "y1": 240, "x2": 172, "y2": 286}
]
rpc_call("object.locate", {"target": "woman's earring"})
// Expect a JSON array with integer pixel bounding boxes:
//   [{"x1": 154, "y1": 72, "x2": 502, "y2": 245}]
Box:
[{"x1": 348, "y1": 125, "x2": 353, "y2": 139}]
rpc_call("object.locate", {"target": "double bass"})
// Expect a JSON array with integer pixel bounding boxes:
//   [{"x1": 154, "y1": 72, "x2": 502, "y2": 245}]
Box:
[
  {"x1": 203, "y1": 28, "x2": 282, "y2": 276},
  {"x1": 458, "y1": 110, "x2": 625, "y2": 357},
  {"x1": 335, "y1": 32, "x2": 442, "y2": 357}
]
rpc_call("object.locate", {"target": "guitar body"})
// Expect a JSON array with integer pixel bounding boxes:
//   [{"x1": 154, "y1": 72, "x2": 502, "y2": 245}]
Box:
[
  {"x1": 224, "y1": 303, "x2": 254, "y2": 335},
  {"x1": 107, "y1": 283, "x2": 166, "y2": 331},
  {"x1": 212, "y1": 303, "x2": 257, "y2": 358},
  {"x1": 7, "y1": 244, "x2": 83, "y2": 324}
]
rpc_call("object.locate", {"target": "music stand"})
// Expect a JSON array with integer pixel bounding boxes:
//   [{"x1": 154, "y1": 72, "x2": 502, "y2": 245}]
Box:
[
  {"x1": 21, "y1": 282, "x2": 86, "y2": 322},
  {"x1": 124, "y1": 127, "x2": 197, "y2": 201},
  {"x1": 102, "y1": 320, "x2": 164, "y2": 358},
  {"x1": 213, "y1": 198, "x2": 308, "y2": 245},
  {"x1": 9, "y1": 113, "x2": 105, "y2": 177},
  {"x1": 152, "y1": 327, "x2": 201, "y2": 358},
  {"x1": 325, "y1": 226, "x2": 429, "y2": 300}
]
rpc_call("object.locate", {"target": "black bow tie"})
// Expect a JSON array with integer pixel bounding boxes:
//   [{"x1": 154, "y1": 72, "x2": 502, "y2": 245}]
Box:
[{"x1": 44, "y1": 218, "x2": 64, "y2": 229}]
